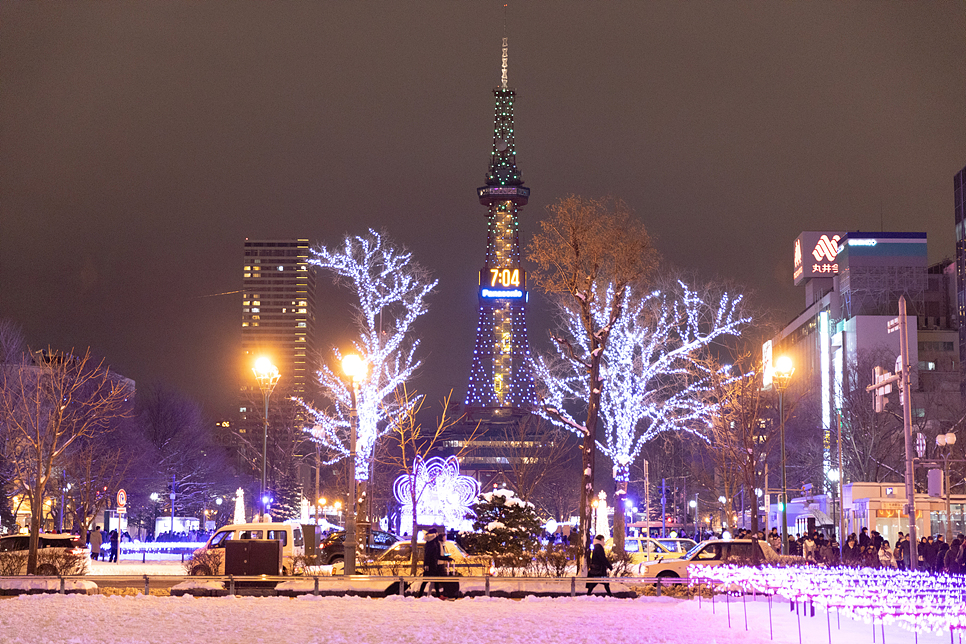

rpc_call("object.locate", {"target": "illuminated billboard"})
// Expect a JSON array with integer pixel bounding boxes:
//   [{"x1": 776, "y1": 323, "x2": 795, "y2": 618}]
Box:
[{"x1": 793, "y1": 231, "x2": 846, "y2": 285}]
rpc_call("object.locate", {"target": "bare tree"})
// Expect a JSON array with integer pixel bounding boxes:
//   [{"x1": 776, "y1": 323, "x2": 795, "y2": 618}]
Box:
[
  {"x1": 135, "y1": 384, "x2": 231, "y2": 529},
  {"x1": 0, "y1": 349, "x2": 131, "y2": 573},
  {"x1": 63, "y1": 424, "x2": 135, "y2": 545},
  {"x1": 496, "y1": 414, "x2": 574, "y2": 505},
  {"x1": 697, "y1": 346, "x2": 780, "y2": 534},
  {"x1": 527, "y1": 195, "x2": 659, "y2": 570},
  {"x1": 381, "y1": 387, "x2": 476, "y2": 575}
]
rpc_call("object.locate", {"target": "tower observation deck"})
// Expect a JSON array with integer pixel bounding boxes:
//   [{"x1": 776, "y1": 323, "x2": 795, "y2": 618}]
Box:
[{"x1": 464, "y1": 36, "x2": 536, "y2": 419}]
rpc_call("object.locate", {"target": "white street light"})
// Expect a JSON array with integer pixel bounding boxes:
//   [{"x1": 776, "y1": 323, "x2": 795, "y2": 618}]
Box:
[
  {"x1": 773, "y1": 355, "x2": 794, "y2": 555},
  {"x1": 253, "y1": 357, "x2": 280, "y2": 519}
]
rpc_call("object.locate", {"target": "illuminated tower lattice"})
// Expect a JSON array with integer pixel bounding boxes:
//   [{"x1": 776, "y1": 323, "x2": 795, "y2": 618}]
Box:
[{"x1": 465, "y1": 36, "x2": 536, "y2": 415}]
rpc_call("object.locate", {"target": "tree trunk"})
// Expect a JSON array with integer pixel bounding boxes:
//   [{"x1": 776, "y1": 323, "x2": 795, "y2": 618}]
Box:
[
  {"x1": 613, "y1": 479, "x2": 626, "y2": 553},
  {"x1": 409, "y1": 486, "x2": 419, "y2": 577},
  {"x1": 579, "y1": 352, "x2": 602, "y2": 575},
  {"x1": 613, "y1": 461, "x2": 632, "y2": 551},
  {"x1": 27, "y1": 492, "x2": 42, "y2": 574}
]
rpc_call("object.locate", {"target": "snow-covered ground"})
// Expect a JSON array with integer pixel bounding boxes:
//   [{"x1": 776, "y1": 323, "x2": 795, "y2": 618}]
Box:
[
  {"x1": 0, "y1": 592, "x2": 956, "y2": 644},
  {"x1": 88, "y1": 560, "x2": 186, "y2": 576}
]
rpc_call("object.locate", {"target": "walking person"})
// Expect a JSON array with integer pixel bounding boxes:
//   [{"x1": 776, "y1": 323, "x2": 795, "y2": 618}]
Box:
[
  {"x1": 89, "y1": 526, "x2": 103, "y2": 561},
  {"x1": 109, "y1": 529, "x2": 119, "y2": 563},
  {"x1": 415, "y1": 528, "x2": 445, "y2": 598},
  {"x1": 586, "y1": 535, "x2": 613, "y2": 596}
]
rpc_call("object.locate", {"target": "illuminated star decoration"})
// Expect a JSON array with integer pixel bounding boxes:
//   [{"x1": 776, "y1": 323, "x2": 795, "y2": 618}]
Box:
[
  {"x1": 295, "y1": 230, "x2": 437, "y2": 481},
  {"x1": 393, "y1": 456, "x2": 480, "y2": 531}
]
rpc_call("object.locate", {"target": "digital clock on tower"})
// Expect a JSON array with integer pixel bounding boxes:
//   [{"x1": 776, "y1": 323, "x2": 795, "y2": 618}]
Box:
[{"x1": 480, "y1": 268, "x2": 526, "y2": 289}]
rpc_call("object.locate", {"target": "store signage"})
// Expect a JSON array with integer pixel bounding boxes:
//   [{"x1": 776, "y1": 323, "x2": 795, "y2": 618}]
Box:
[{"x1": 794, "y1": 231, "x2": 846, "y2": 285}]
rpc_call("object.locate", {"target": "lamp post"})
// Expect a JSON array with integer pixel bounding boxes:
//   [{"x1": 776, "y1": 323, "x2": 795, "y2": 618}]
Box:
[
  {"x1": 773, "y1": 355, "x2": 794, "y2": 555},
  {"x1": 341, "y1": 353, "x2": 366, "y2": 576},
  {"x1": 689, "y1": 496, "x2": 698, "y2": 539},
  {"x1": 59, "y1": 482, "x2": 71, "y2": 533},
  {"x1": 936, "y1": 432, "x2": 958, "y2": 541},
  {"x1": 253, "y1": 357, "x2": 280, "y2": 520}
]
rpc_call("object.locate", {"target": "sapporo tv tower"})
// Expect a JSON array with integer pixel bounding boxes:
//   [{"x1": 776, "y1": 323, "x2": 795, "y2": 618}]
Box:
[{"x1": 464, "y1": 34, "x2": 536, "y2": 420}]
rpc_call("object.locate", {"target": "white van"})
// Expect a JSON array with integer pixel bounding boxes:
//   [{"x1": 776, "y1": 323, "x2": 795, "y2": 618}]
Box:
[{"x1": 191, "y1": 522, "x2": 304, "y2": 575}]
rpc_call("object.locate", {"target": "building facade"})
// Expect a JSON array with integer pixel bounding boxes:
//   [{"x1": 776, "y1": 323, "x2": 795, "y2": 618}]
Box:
[
  {"x1": 954, "y1": 165, "x2": 966, "y2": 397},
  {"x1": 237, "y1": 239, "x2": 318, "y2": 440},
  {"x1": 767, "y1": 231, "x2": 960, "y2": 493}
]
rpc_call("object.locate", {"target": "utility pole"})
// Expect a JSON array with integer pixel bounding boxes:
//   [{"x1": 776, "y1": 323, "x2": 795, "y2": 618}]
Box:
[{"x1": 867, "y1": 296, "x2": 918, "y2": 570}]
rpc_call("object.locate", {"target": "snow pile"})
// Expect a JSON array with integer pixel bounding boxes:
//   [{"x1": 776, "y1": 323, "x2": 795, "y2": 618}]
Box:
[
  {"x1": 481, "y1": 489, "x2": 533, "y2": 508},
  {"x1": 0, "y1": 591, "x2": 955, "y2": 643},
  {"x1": 0, "y1": 578, "x2": 97, "y2": 593}
]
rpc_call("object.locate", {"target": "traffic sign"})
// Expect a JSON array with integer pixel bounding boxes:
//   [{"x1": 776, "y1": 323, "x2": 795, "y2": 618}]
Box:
[{"x1": 117, "y1": 489, "x2": 127, "y2": 507}]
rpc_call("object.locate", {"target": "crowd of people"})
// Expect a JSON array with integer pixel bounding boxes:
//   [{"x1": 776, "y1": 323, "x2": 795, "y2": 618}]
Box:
[
  {"x1": 152, "y1": 529, "x2": 213, "y2": 543},
  {"x1": 763, "y1": 525, "x2": 966, "y2": 572}
]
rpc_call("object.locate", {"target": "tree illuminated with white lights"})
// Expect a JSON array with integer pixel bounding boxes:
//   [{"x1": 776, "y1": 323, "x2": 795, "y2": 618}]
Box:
[
  {"x1": 533, "y1": 280, "x2": 749, "y2": 550},
  {"x1": 296, "y1": 230, "x2": 437, "y2": 484}
]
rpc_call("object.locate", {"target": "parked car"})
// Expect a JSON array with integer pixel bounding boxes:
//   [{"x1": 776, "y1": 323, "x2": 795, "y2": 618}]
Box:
[
  {"x1": 331, "y1": 538, "x2": 491, "y2": 593},
  {"x1": 318, "y1": 530, "x2": 400, "y2": 565},
  {"x1": 192, "y1": 522, "x2": 304, "y2": 575},
  {"x1": 606, "y1": 536, "x2": 697, "y2": 563},
  {"x1": 0, "y1": 534, "x2": 90, "y2": 576},
  {"x1": 637, "y1": 538, "x2": 788, "y2": 578}
]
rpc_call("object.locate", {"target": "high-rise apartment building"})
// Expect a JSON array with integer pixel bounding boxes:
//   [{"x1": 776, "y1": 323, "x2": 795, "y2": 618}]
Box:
[
  {"x1": 954, "y1": 165, "x2": 966, "y2": 397},
  {"x1": 238, "y1": 239, "x2": 317, "y2": 432}
]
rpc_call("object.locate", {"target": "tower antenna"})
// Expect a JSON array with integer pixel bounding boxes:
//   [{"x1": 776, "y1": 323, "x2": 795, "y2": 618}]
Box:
[{"x1": 501, "y1": 4, "x2": 508, "y2": 89}]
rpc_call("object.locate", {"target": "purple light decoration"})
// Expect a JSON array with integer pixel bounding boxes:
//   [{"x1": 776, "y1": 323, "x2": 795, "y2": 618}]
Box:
[{"x1": 393, "y1": 455, "x2": 480, "y2": 531}]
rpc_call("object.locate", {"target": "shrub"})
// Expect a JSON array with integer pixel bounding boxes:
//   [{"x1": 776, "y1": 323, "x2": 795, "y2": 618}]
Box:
[
  {"x1": 464, "y1": 489, "x2": 543, "y2": 573},
  {"x1": 184, "y1": 548, "x2": 222, "y2": 576}
]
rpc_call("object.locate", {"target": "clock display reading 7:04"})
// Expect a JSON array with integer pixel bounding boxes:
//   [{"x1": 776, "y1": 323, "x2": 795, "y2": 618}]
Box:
[{"x1": 482, "y1": 268, "x2": 524, "y2": 288}]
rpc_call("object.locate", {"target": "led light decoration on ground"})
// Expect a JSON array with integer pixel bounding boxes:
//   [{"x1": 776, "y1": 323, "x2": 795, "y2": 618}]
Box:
[
  {"x1": 393, "y1": 455, "x2": 480, "y2": 531},
  {"x1": 694, "y1": 564, "x2": 966, "y2": 638}
]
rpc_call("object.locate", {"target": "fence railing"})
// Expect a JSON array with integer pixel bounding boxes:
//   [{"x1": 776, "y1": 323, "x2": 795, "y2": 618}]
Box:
[{"x1": 0, "y1": 573, "x2": 699, "y2": 597}]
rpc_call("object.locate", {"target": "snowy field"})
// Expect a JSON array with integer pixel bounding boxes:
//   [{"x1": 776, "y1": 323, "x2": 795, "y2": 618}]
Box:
[{"x1": 1, "y1": 592, "x2": 958, "y2": 644}]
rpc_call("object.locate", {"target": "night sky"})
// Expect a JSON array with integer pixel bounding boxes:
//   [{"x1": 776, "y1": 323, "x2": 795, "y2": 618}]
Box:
[{"x1": 3, "y1": 2, "x2": 965, "y2": 420}]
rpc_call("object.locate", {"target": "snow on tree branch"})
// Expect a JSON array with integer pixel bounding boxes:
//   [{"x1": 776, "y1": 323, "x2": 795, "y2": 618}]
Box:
[{"x1": 295, "y1": 230, "x2": 437, "y2": 480}]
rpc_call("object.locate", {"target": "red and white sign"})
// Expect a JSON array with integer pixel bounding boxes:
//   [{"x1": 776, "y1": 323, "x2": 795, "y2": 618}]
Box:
[
  {"x1": 793, "y1": 231, "x2": 846, "y2": 285},
  {"x1": 116, "y1": 489, "x2": 127, "y2": 508}
]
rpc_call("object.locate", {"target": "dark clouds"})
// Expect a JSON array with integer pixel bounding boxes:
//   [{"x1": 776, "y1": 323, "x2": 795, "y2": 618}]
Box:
[{"x1": 2, "y1": 2, "x2": 964, "y2": 417}]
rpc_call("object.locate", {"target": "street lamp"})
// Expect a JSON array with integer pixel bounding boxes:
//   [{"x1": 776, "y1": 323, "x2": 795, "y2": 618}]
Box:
[
  {"x1": 253, "y1": 357, "x2": 280, "y2": 520},
  {"x1": 936, "y1": 432, "x2": 958, "y2": 541},
  {"x1": 689, "y1": 496, "x2": 698, "y2": 538},
  {"x1": 342, "y1": 353, "x2": 367, "y2": 576},
  {"x1": 773, "y1": 355, "x2": 794, "y2": 555}
]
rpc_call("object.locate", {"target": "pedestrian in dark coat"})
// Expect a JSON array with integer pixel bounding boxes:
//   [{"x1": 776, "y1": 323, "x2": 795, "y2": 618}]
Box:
[
  {"x1": 936, "y1": 536, "x2": 950, "y2": 573},
  {"x1": 586, "y1": 535, "x2": 613, "y2": 596},
  {"x1": 109, "y1": 530, "x2": 119, "y2": 563},
  {"x1": 416, "y1": 528, "x2": 445, "y2": 597},
  {"x1": 945, "y1": 539, "x2": 962, "y2": 575}
]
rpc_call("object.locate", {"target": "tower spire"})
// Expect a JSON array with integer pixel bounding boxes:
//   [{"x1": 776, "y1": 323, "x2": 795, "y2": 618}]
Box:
[
  {"x1": 501, "y1": 3, "x2": 508, "y2": 90},
  {"x1": 466, "y1": 22, "x2": 534, "y2": 415}
]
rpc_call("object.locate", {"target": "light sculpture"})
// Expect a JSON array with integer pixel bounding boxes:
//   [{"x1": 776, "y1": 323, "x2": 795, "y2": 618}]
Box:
[
  {"x1": 695, "y1": 565, "x2": 966, "y2": 638},
  {"x1": 393, "y1": 456, "x2": 480, "y2": 531}
]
